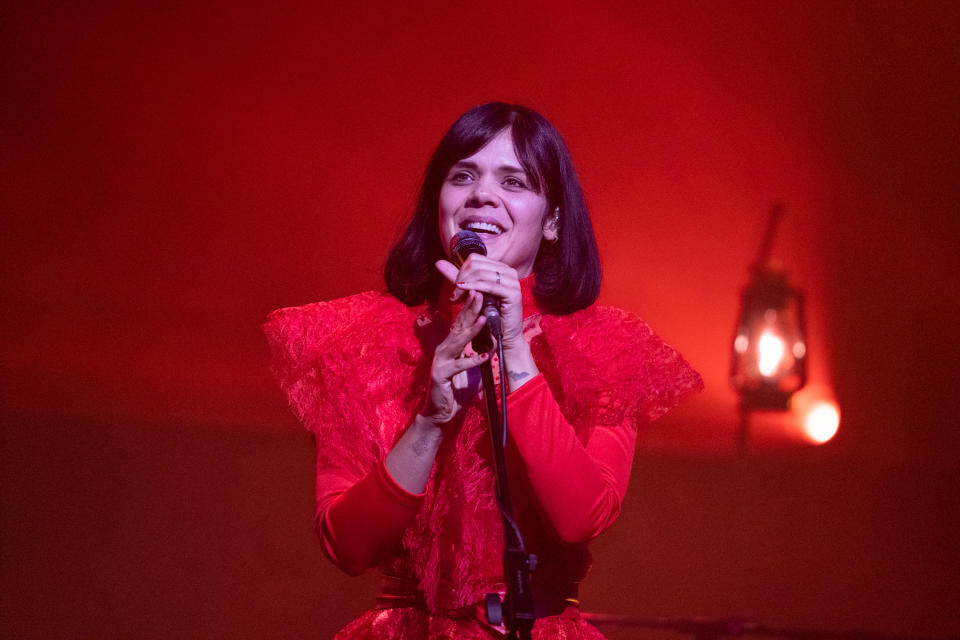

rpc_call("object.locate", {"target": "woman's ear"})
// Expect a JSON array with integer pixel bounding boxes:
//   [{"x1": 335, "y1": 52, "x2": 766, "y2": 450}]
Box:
[{"x1": 542, "y1": 207, "x2": 560, "y2": 243}]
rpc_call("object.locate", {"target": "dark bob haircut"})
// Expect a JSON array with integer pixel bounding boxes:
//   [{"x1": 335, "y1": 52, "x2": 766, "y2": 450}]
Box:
[{"x1": 384, "y1": 102, "x2": 601, "y2": 315}]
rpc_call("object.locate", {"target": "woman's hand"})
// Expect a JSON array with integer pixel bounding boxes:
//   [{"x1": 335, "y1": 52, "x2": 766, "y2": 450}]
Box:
[
  {"x1": 435, "y1": 254, "x2": 526, "y2": 351},
  {"x1": 435, "y1": 256, "x2": 541, "y2": 393},
  {"x1": 421, "y1": 289, "x2": 490, "y2": 424}
]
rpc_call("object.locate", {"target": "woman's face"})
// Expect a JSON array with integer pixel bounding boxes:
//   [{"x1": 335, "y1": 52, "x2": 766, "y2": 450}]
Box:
[{"x1": 438, "y1": 128, "x2": 555, "y2": 278}]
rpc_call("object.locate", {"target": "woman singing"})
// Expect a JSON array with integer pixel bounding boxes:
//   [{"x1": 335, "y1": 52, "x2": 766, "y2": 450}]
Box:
[{"x1": 264, "y1": 102, "x2": 702, "y2": 639}]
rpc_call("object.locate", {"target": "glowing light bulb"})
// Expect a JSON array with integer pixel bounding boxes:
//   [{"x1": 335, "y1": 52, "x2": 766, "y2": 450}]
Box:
[
  {"x1": 803, "y1": 402, "x2": 840, "y2": 444},
  {"x1": 757, "y1": 331, "x2": 785, "y2": 376}
]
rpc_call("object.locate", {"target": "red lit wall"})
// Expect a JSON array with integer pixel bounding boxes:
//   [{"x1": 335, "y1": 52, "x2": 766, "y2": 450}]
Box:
[{"x1": 2, "y1": 2, "x2": 958, "y2": 637}]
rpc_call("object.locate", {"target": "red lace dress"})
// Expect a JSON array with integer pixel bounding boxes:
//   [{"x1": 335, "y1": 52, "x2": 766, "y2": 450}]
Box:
[{"x1": 264, "y1": 280, "x2": 702, "y2": 639}]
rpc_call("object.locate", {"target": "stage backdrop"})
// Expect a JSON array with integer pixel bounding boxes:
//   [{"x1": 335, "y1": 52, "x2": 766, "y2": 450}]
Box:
[{"x1": 2, "y1": 2, "x2": 958, "y2": 638}]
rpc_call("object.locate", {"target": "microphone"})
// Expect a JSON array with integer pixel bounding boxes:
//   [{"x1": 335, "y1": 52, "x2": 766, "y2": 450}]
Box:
[{"x1": 449, "y1": 231, "x2": 502, "y2": 348}]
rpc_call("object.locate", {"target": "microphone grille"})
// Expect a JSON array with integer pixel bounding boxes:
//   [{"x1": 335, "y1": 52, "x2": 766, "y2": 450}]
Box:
[{"x1": 450, "y1": 230, "x2": 487, "y2": 266}]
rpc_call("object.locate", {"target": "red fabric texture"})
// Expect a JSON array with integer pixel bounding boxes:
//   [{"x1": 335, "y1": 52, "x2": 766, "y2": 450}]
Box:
[{"x1": 263, "y1": 279, "x2": 702, "y2": 639}]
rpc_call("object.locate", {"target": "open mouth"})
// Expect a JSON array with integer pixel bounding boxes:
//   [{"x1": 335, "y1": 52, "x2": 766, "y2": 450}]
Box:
[{"x1": 462, "y1": 220, "x2": 504, "y2": 236}]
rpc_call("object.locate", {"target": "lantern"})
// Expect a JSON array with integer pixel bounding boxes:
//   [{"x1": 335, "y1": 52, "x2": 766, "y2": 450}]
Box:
[
  {"x1": 730, "y1": 266, "x2": 808, "y2": 410},
  {"x1": 730, "y1": 203, "x2": 809, "y2": 456}
]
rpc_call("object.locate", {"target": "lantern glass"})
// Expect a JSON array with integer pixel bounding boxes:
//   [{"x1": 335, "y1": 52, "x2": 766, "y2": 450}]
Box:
[{"x1": 731, "y1": 269, "x2": 807, "y2": 410}]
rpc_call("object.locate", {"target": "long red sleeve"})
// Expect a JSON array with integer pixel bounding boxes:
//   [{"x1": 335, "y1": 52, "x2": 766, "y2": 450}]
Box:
[
  {"x1": 317, "y1": 459, "x2": 424, "y2": 575},
  {"x1": 506, "y1": 374, "x2": 636, "y2": 545}
]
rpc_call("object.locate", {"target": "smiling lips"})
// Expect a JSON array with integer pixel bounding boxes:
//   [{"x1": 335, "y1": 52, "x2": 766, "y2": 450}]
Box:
[{"x1": 461, "y1": 216, "x2": 505, "y2": 236}]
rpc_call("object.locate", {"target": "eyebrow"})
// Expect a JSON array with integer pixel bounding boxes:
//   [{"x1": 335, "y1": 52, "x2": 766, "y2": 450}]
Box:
[{"x1": 451, "y1": 160, "x2": 528, "y2": 175}]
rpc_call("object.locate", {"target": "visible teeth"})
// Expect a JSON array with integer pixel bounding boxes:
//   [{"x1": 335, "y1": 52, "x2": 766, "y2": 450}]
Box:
[{"x1": 465, "y1": 222, "x2": 503, "y2": 235}]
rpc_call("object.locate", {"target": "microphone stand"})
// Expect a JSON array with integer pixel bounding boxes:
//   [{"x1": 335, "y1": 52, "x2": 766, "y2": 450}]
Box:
[{"x1": 474, "y1": 324, "x2": 536, "y2": 640}]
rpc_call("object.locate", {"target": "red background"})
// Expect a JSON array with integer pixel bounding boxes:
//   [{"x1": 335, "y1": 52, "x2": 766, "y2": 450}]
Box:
[{"x1": 2, "y1": 2, "x2": 958, "y2": 637}]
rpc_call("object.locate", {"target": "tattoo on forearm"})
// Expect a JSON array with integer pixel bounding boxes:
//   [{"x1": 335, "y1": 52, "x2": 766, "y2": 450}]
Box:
[
  {"x1": 412, "y1": 433, "x2": 432, "y2": 457},
  {"x1": 508, "y1": 370, "x2": 531, "y2": 382}
]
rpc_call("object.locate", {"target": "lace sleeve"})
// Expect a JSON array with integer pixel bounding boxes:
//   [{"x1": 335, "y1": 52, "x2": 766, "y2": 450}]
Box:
[
  {"x1": 540, "y1": 305, "x2": 703, "y2": 430},
  {"x1": 263, "y1": 292, "x2": 427, "y2": 574},
  {"x1": 262, "y1": 292, "x2": 424, "y2": 476}
]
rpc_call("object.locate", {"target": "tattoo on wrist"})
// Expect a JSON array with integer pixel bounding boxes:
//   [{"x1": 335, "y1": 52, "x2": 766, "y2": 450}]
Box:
[{"x1": 508, "y1": 370, "x2": 530, "y2": 382}]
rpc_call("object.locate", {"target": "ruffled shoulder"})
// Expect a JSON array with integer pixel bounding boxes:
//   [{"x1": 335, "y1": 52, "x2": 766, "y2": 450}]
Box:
[
  {"x1": 538, "y1": 305, "x2": 703, "y2": 430},
  {"x1": 263, "y1": 292, "x2": 426, "y2": 469}
]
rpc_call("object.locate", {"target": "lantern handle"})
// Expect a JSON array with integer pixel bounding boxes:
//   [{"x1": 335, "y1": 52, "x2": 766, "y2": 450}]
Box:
[{"x1": 752, "y1": 202, "x2": 785, "y2": 272}]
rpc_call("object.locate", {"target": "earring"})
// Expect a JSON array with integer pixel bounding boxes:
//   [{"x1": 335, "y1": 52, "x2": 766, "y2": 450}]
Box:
[{"x1": 548, "y1": 207, "x2": 561, "y2": 244}]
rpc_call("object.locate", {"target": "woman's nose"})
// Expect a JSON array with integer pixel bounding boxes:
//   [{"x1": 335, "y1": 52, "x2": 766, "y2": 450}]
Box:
[{"x1": 466, "y1": 177, "x2": 498, "y2": 208}]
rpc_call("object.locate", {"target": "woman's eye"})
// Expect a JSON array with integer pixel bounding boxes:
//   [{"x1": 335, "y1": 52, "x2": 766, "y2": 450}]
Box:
[
  {"x1": 449, "y1": 171, "x2": 473, "y2": 184},
  {"x1": 503, "y1": 176, "x2": 527, "y2": 189}
]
